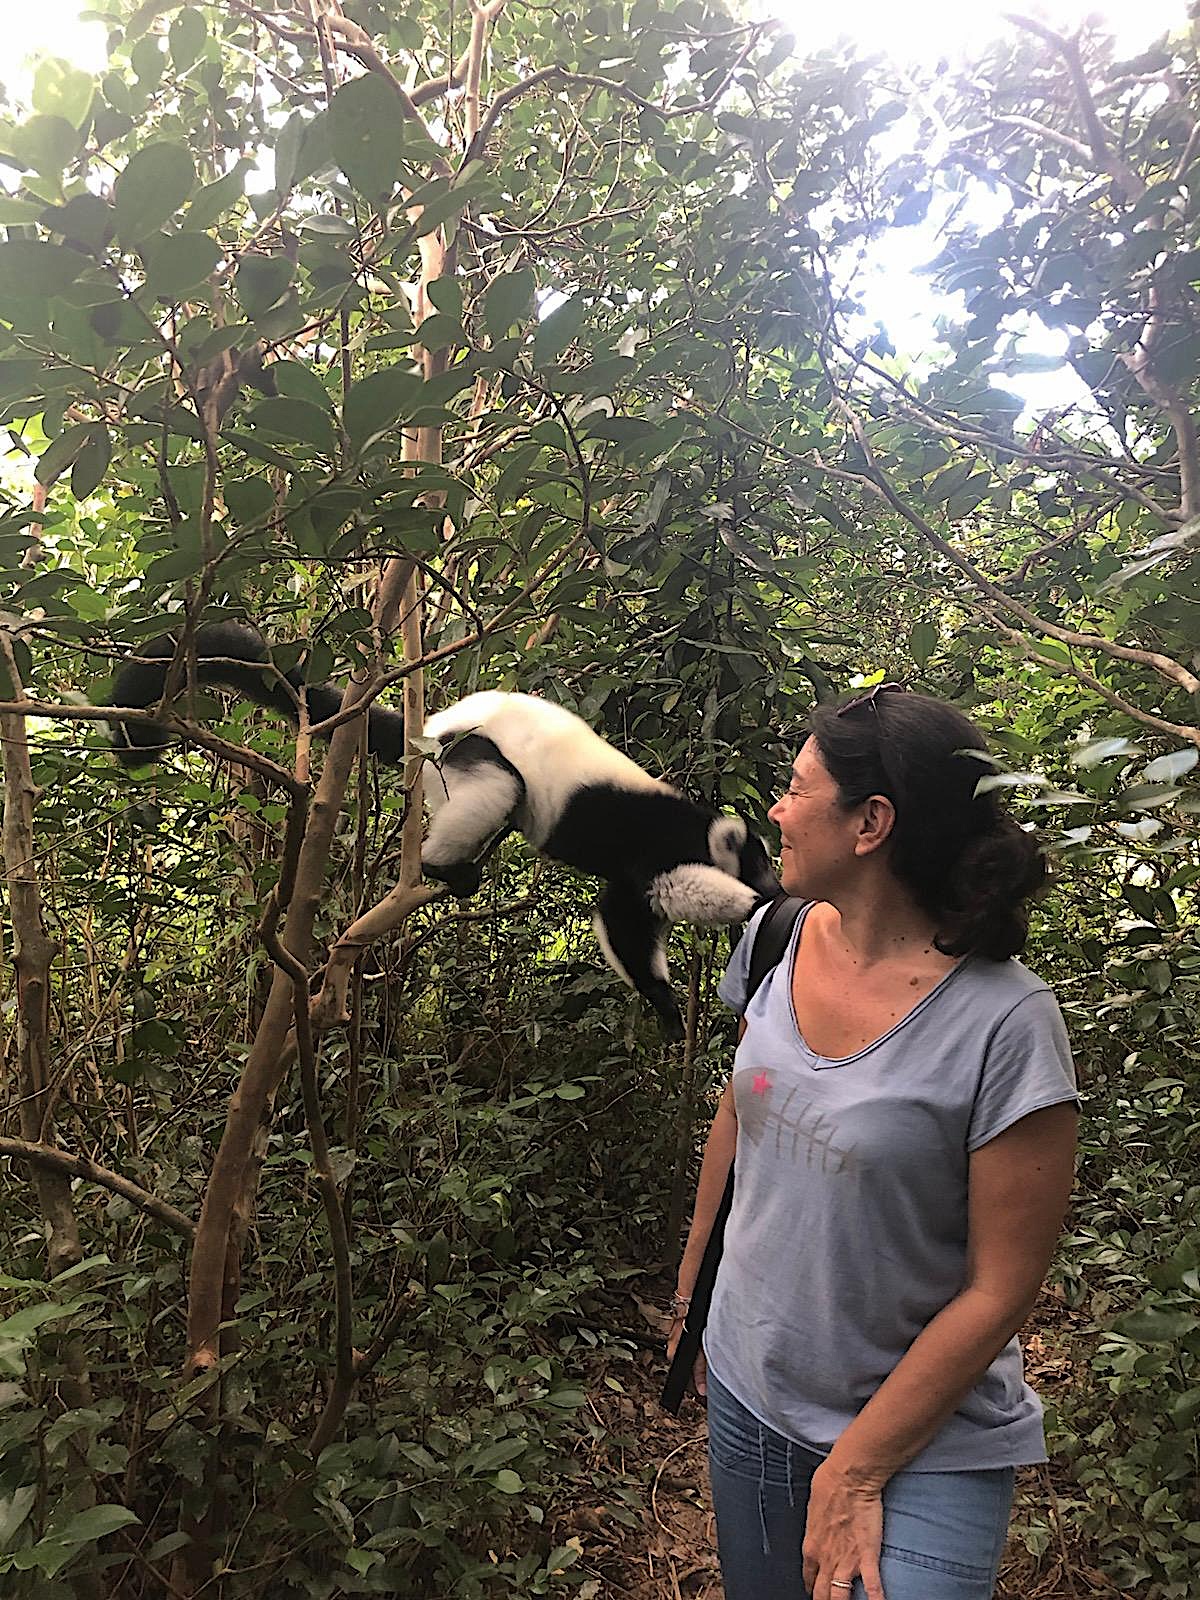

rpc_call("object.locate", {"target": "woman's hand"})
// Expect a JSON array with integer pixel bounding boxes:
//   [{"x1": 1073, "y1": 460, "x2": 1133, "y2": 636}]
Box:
[
  {"x1": 801, "y1": 1457, "x2": 886, "y2": 1600},
  {"x1": 665, "y1": 1315, "x2": 707, "y2": 1398}
]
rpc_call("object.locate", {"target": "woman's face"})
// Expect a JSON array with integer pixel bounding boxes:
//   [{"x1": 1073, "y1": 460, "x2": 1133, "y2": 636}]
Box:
[{"x1": 768, "y1": 740, "x2": 866, "y2": 901}]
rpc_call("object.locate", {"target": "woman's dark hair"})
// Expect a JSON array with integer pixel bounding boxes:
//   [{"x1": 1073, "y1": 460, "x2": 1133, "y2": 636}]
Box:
[{"x1": 808, "y1": 689, "x2": 1047, "y2": 960}]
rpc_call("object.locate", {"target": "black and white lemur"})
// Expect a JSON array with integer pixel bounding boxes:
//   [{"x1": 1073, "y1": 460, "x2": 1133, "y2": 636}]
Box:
[{"x1": 107, "y1": 623, "x2": 781, "y2": 1037}]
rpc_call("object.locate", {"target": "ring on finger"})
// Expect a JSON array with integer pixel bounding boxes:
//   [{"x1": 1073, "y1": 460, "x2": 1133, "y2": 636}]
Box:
[{"x1": 830, "y1": 1582, "x2": 855, "y2": 1593}]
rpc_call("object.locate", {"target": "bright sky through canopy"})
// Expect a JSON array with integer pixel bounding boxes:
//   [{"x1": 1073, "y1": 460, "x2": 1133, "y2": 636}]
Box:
[
  {"x1": 760, "y1": 0, "x2": 1186, "y2": 65},
  {"x1": 0, "y1": 2, "x2": 108, "y2": 106},
  {"x1": 0, "y1": 0, "x2": 1190, "y2": 425},
  {"x1": 757, "y1": 0, "x2": 1190, "y2": 423}
]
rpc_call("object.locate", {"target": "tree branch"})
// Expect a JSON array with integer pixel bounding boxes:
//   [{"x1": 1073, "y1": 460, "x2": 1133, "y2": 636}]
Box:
[
  {"x1": 259, "y1": 907, "x2": 355, "y2": 1456},
  {"x1": 0, "y1": 699, "x2": 306, "y2": 798},
  {"x1": 824, "y1": 393, "x2": 1200, "y2": 697},
  {"x1": 1004, "y1": 13, "x2": 1146, "y2": 201},
  {"x1": 227, "y1": 0, "x2": 453, "y2": 177},
  {"x1": 466, "y1": 26, "x2": 771, "y2": 162},
  {"x1": 0, "y1": 1138, "x2": 196, "y2": 1236},
  {"x1": 694, "y1": 394, "x2": 1200, "y2": 698},
  {"x1": 980, "y1": 609, "x2": 1200, "y2": 749},
  {"x1": 989, "y1": 113, "x2": 1095, "y2": 166}
]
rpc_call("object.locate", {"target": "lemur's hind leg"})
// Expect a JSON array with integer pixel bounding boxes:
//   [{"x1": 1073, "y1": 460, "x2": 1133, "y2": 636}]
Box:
[
  {"x1": 422, "y1": 734, "x2": 525, "y2": 897},
  {"x1": 593, "y1": 877, "x2": 683, "y2": 1041}
]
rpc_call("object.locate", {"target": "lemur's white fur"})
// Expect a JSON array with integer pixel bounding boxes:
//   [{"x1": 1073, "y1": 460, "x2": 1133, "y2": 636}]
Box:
[
  {"x1": 423, "y1": 760, "x2": 523, "y2": 871},
  {"x1": 424, "y1": 690, "x2": 668, "y2": 849},
  {"x1": 648, "y1": 865, "x2": 761, "y2": 926},
  {"x1": 707, "y1": 816, "x2": 748, "y2": 878},
  {"x1": 592, "y1": 912, "x2": 632, "y2": 988}
]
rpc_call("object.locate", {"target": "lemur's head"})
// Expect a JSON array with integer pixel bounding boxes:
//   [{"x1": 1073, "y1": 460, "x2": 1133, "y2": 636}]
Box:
[{"x1": 707, "y1": 815, "x2": 782, "y2": 903}]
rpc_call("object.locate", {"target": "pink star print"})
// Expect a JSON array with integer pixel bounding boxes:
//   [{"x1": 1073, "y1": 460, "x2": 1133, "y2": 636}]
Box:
[{"x1": 752, "y1": 1071, "x2": 770, "y2": 1096}]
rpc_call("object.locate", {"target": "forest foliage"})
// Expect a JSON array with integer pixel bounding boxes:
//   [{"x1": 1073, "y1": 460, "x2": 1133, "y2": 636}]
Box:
[{"x1": 0, "y1": 0, "x2": 1199, "y2": 1595}]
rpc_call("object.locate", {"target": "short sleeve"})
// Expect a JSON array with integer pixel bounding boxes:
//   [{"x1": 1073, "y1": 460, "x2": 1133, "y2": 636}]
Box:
[
  {"x1": 967, "y1": 987, "x2": 1079, "y2": 1152},
  {"x1": 716, "y1": 902, "x2": 773, "y2": 1016}
]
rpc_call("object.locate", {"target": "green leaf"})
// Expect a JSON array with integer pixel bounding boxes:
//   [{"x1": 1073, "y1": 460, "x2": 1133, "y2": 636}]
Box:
[
  {"x1": 493, "y1": 1469, "x2": 523, "y2": 1493},
  {"x1": 71, "y1": 425, "x2": 112, "y2": 499},
  {"x1": 131, "y1": 33, "x2": 166, "y2": 84},
  {"x1": 343, "y1": 368, "x2": 422, "y2": 450},
  {"x1": 427, "y1": 275, "x2": 463, "y2": 322},
  {"x1": 186, "y1": 162, "x2": 248, "y2": 228},
  {"x1": 224, "y1": 478, "x2": 275, "y2": 523},
  {"x1": 0, "y1": 197, "x2": 47, "y2": 223},
  {"x1": 414, "y1": 312, "x2": 460, "y2": 353},
  {"x1": 271, "y1": 360, "x2": 332, "y2": 411},
  {"x1": 908, "y1": 620, "x2": 937, "y2": 667},
  {"x1": 250, "y1": 397, "x2": 338, "y2": 454},
  {"x1": 143, "y1": 231, "x2": 220, "y2": 299},
  {"x1": 328, "y1": 73, "x2": 406, "y2": 200},
  {"x1": 47, "y1": 1503, "x2": 141, "y2": 1546},
  {"x1": 114, "y1": 143, "x2": 196, "y2": 244},
  {"x1": 1115, "y1": 818, "x2": 1163, "y2": 842},
  {"x1": 974, "y1": 771, "x2": 1048, "y2": 795},
  {"x1": 292, "y1": 110, "x2": 333, "y2": 187},
  {"x1": 546, "y1": 1543, "x2": 582, "y2": 1572},
  {"x1": 40, "y1": 193, "x2": 115, "y2": 254},
  {"x1": 1071, "y1": 737, "x2": 1139, "y2": 770},
  {"x1": 35, "y1": 424, "x2": 91, "y2": 488},
  {"x1": 0, "y1": 360, "x2": 42, "y2": 403},
  {"x1": 1119, "y1": 783, "x2": 1184, "y2": 811},
  {"x1": 1143, "y1": 748, "x2": 1198, "y2": 783},
  {"x1": 295, "y1": 212, "x2": 358, "y2": 237},
  {"x1": 1112, "y1": 1306, "x2": 1200, "y2": 1342},
  {"x1": 412, "y1": 185, "x2": 470, "y2": 237},
  {"x1": 223, "y1": 430, "x2": 305, "y2": 472},
  {"x1": 542, "y1": 1387, "x2": 586, "y2": 1407},
  {"x1": 484, "y1": 268, "x2": 536, "y2": 339},
  {"x1": 272, "y1": 112, "x2": 306, "y2": 196},
  {"x1": 469, "y1": 1437, "x2": 527, "y2": 1473},
  {"x1": 0, "y1": 1295, "x2": 91, "y2": 1343},
  {"x1": 0, "y1": 1485, "x2": 36, "y2": 1547},
  {"x1": 10, "y1": 114, "x2": 85, "y2": 178},
  {"x1": 0, "y1": 241, "x2": 87, "y2": 300},
  {"x1": 0, "y1": 637, "x2": 32, "y2": 702},
  {"x1": 32, "y1": 60, "x2": 95, "y2": 128},
  {"x1": 235, "y1": 254, "x2": 295, "y2": 318},
  {"x1": 141, "y1": 546, "x2": 202, "y2": 587},
  {"x1": 425, "y1": 1229, "x2": 450, "y2": 1284},
  {"x1": 169, "y1": 8, "x2": 208, "y2": 71},
  {"x1": 533, "y1": 296, "x2": 587, "y2": 366}
]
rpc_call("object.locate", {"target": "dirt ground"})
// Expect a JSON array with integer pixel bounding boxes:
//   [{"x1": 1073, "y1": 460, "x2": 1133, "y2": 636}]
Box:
[{"x1": 561, "y1": 1287, "x2": 1125, "y2": 1600}]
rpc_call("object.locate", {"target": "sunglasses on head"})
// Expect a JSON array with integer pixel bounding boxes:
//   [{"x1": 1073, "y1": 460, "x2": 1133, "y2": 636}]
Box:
[
  {"x1": 834, "y1": 682, "x2": 906, "y2": 802},
  {"x1": 837, "y1": 681, "x2": 906, "y2": 717}
]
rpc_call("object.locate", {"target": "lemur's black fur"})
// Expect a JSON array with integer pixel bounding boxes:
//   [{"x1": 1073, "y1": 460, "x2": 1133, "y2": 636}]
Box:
[{"x1": 107, "y1": 621, "x2": 406, "y2": 766}]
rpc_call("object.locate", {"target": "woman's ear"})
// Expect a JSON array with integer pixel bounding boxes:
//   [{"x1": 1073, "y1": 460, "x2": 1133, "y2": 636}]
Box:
[{"x1": 854, "y1": 793, "x2": 896, "y2": 856}]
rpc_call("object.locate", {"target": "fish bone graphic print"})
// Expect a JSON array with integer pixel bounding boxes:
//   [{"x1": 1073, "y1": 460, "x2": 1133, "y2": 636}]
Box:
[{"x1": 734, "y1": 1066, "x2": 861, "y2": 1178}]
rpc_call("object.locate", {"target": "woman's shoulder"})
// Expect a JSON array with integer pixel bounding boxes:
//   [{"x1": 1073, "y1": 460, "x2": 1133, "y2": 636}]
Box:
[{"x1": 959, "y1": 952, "x2": 1060, "y2": 1018}]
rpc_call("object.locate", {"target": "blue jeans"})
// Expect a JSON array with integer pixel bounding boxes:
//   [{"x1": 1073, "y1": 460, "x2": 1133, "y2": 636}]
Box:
[{"x1": 706, "y1": 1370, "x2": 1015, "y2": 1600}]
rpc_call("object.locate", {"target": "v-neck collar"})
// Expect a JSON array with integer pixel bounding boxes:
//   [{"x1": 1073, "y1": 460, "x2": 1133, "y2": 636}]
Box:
[{"x1": 780, "y1": 902, "x2": 973, "y2": 1069}]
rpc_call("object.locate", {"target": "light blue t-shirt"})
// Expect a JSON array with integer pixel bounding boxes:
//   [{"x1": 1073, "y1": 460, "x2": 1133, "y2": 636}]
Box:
[{"x1": 704, "y1": 901, "x2": 1079, "y2": 1472}]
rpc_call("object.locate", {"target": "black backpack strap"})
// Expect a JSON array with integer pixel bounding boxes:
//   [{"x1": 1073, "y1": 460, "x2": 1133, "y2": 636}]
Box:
[{"x1": 660, "y1": 896, "x2": 804, "y2": 1414}]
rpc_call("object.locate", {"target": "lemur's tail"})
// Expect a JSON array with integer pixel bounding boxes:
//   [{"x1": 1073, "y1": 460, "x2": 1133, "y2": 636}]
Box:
[{"x1": 106, "y1": 621, "x2": 406, "y2": 767}]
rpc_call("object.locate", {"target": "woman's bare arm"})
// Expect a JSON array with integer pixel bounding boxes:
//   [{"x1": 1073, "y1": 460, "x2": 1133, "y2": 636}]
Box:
[{"x1": 666, "y1": 1019, "x2": 745, "y2": 1390}]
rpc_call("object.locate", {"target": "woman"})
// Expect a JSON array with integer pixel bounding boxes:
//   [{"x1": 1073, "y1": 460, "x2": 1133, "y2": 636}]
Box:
[{"x1": 667, "y1": 686, "x2": 1078, "y2": 1600}]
